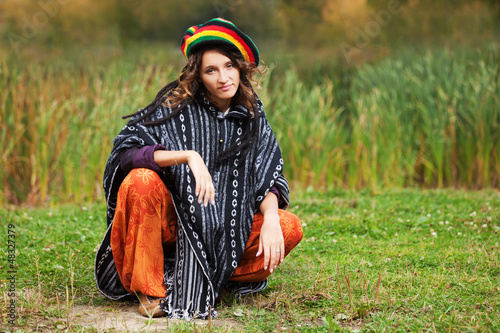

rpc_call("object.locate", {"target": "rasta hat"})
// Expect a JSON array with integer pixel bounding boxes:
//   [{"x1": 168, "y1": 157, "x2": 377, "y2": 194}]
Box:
[{"x1": 181, "y1": 18, "x2": 260, "y2": 66}]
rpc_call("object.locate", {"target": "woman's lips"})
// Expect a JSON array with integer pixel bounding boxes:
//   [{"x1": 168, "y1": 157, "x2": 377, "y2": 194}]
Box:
[{"x1": 219, "y1": 84, "x2": 233, "y2": 91}]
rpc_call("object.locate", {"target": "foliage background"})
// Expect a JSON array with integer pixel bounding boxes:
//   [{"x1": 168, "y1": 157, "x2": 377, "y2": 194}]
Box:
[{"x1": 2, "y1": 0, "x2": 500, "y2": 55}]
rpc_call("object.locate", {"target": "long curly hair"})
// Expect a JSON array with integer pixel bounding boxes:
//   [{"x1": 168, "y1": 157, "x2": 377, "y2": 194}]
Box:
[{"x1": 123, "y1": 46, "x2": 265, "y2": 163}]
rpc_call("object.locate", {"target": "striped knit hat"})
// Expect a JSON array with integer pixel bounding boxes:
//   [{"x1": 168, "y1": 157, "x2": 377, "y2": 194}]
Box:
[{"x1": 181, "y1": 18, "x2": 260, "y2": 66}]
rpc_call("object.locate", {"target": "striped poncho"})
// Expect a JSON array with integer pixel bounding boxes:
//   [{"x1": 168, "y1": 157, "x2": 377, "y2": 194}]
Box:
[{"x1": 94, "y1": 93, "x2": 289, "y2": 319}]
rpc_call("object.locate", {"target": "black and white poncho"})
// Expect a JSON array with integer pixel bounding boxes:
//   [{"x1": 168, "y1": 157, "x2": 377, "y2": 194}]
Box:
[{"x1": 94, "y1": 93, "x2": 289, "y2": 319}]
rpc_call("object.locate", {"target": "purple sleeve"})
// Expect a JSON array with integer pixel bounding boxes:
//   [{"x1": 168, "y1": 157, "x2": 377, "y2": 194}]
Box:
[
  {"x1": 269, "y1": 186, "x2": 280, "y2": 202},
  {"x1": 120, "y1": 144, "x2": 167, "y2": 174}
]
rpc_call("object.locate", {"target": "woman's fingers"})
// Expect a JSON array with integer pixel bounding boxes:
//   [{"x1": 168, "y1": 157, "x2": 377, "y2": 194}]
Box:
[
  {"x1": 210, "y1": 185, "x2": 215, "y2": 205},
  {"x1": 256, "y1": 239, "x2": 263, "y2": 258},
  {"x1": 203, "y1": 179, "x2": 214, "y2": 206},
  {"x1": 262, "y1": 242, "x2": 283, "y2": 273},
  {"x1": 196, "y1": 175, "x2": 214, "y2": 206},
  {"x1": 269, "y1": 248, "x2": 276, "y2": 273},
  {"x1": 280, "y1": 242, "x2": 285, "y2": 263},
  {"x1": 260, "y1": 243, "x2": 284, "y2": 273},
  {"x1": 257, "y1": 237, "x2": 273, "y2": 271},
  {"x1": 263, "y1": 241, "x2": 270, "y2": 271},
  {"x1": 269, "y1": 246, "x2": 280, "y2": 273},
  {"x1": 267, "y1": 246, "x2": 283, "y2": 273}
]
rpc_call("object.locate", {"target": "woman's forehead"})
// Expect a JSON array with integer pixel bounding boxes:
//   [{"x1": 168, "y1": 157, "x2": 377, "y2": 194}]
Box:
[{"x1": 201, "y1": 50, "x2": 232, "y2": 67}]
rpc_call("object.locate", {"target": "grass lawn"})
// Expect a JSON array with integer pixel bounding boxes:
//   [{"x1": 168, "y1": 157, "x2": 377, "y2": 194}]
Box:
[{"x1": 1, "y1": 188, "x2": 499, "y2": 332}]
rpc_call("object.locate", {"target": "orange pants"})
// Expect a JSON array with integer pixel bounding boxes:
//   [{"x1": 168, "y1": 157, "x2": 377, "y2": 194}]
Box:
[{"x1": 111, "y1": 168, "x2": 303, "y2": 298}]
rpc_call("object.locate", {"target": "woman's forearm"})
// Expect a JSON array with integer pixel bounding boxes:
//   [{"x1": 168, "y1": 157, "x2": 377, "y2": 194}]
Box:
[{"x1": 154, "y1": 150, "x2": 197, "y2": 167}]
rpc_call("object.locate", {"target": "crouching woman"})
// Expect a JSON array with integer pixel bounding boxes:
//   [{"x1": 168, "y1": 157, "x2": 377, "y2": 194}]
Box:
[{"x1": 94, "y1": 18, "x2": 303, "y2": 319}]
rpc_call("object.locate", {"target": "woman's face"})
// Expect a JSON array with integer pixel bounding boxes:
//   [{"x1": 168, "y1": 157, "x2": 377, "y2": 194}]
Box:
[{"x1": 199, "y1": 49, "x2": 240, "y2": 111}]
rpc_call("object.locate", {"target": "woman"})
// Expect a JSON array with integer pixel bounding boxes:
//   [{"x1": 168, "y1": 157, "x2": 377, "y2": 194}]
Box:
[{"x1": 94, "y1": 18, "x2": 303, "y2": 320}]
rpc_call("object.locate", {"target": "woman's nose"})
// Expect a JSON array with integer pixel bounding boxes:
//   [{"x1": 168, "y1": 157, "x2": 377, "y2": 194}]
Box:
[{"x1": 218, "y1": 70, "x2": 228, "y2": 82}]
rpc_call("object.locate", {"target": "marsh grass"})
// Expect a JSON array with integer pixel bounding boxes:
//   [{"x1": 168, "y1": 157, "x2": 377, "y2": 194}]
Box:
[
  {"x1": 1, "y1": 46, "x2": 499, "y2": 206},
  {"x1": 265, "y1": 48, "x2": 500, "y2": 191},
  {"x1": 0, "y1": 54, "x2": 178, "y2": 206},
  {"x1": 1, "y1": 189, "x2": 499, "y2": 332}
]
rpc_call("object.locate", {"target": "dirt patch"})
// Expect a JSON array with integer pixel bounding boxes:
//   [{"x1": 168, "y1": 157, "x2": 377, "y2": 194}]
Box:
[{"x1": 70, "y1": 304, "x2": 239, "y2": 332}]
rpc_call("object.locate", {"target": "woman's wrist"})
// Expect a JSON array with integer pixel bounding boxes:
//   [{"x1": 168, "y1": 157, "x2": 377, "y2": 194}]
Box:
[
  {"x1": 259, "y1": 192, "x2": 279, "y2": 217},
  {"x1": 185, "y1": 150, "x2": 199, "y2": 164}
]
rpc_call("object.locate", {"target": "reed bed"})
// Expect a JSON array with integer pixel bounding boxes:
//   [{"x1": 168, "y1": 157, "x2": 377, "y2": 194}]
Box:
[
  {"x1": 1, "y1": 48, "x2": 499, "y2": 206},
  {"x1": 264, "y1": 48, "x2": 500, "y2": 190},
  {"x1": 0, "y1": 58, "x2": 172, "y2": 206}
]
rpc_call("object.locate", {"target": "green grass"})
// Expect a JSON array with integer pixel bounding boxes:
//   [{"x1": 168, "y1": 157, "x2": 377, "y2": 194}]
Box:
[{"x1": 1, "y1": 188, "x2": 499, "y2": 332}]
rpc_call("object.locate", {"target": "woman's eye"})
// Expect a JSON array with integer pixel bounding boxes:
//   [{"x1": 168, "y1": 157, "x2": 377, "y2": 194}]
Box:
[
  {"x1": 206, "y1": 68, "x2": 215, "y2": 74},
  {"x1": 226, "y1": 63, "x2": 234, "y2": 69}
]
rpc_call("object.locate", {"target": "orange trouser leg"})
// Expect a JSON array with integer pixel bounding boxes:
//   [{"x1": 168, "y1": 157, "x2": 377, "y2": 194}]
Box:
[
  {"x1": 230, "y1": 210, "x2": 303, "y2": 282},
  {"x1": 111, "y1": 168, "x2": 176, "y2": 298}
]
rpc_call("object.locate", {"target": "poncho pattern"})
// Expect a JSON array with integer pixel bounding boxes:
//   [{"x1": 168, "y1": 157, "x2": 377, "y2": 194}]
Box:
[{"x1": 94, "y1": 93, "x2": 289, "y2": 319}]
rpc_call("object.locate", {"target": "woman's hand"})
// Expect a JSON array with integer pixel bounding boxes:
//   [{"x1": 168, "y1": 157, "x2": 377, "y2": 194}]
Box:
[
  {"x1": 186, "y1": 151, "x2": 215, "y2": 206},
  {"x1": 256, "y1": 192, "x2": 284, "y2": 272},
  {"x1": 154, "y1": 150, "x2": 215, "y2": 206},
  {"x1": 256, "y1": 213, "x2": 284, "y2": 273}
]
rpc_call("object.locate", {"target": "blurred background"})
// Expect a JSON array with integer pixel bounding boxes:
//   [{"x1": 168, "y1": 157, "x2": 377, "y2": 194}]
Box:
[{"x1": 1, "y1": 0, "x2": 499, "y2": 206}]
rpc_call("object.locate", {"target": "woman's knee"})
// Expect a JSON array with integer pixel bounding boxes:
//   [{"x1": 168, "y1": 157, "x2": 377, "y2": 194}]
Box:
[
  {"x1": 118, "y1": 168, "x2": 171, "y2": 217},
  {"x1": 279, "y1": 210, "x2": 303, "y2": 246},
  {"x1": 121, "y1": 168, "x2": 165, "y2": 196}
]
